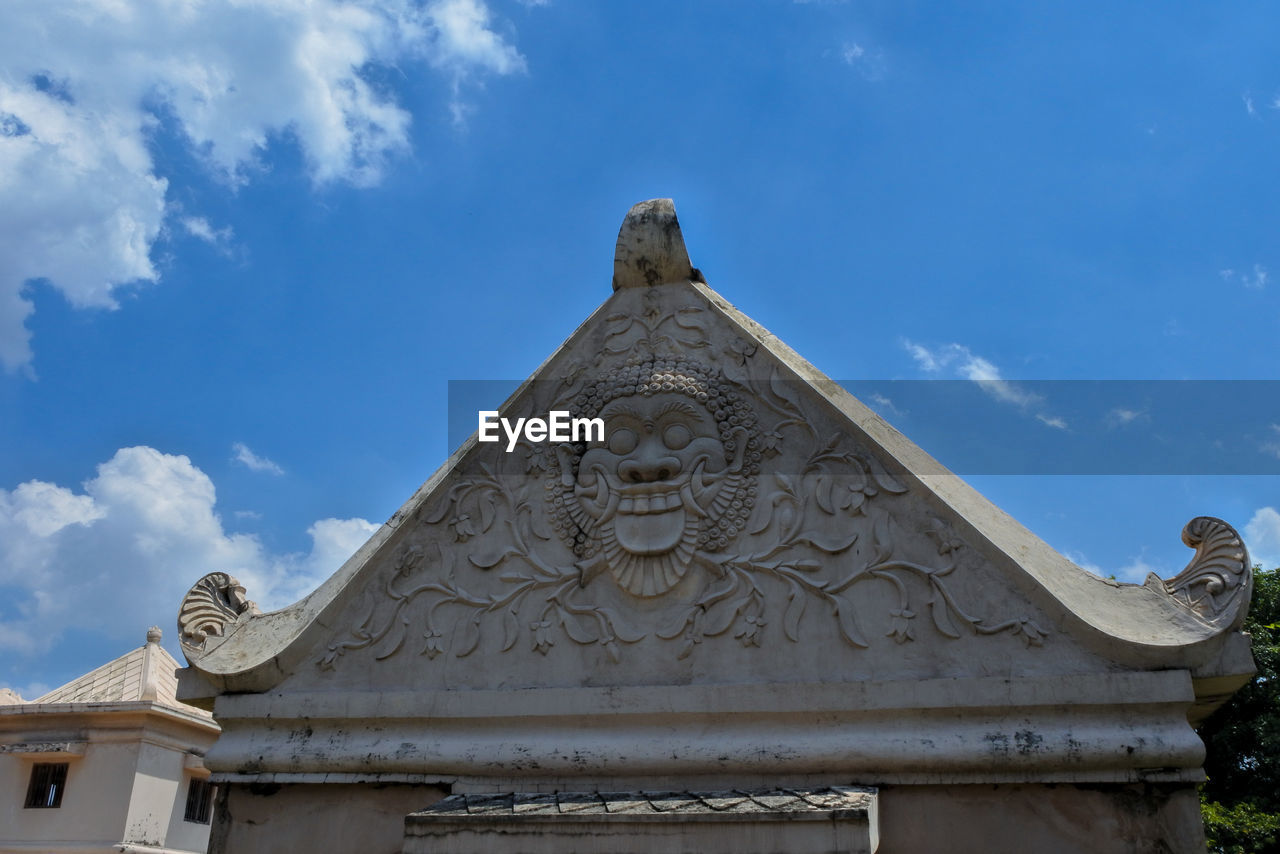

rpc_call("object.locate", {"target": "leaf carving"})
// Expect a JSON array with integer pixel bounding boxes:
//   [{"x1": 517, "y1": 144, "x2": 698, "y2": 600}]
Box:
[
  {"x1": 453, "y1": 613, "x2": 482, "y2": 657},
  {"x1": 595, "y1": 607, "x2": 645, "y2": 643},
  {"x1": 500, "y1": 608, "x2": 520, "y2": 651},
  {"x1": 479, "y1": 494, "x2": 498, "y2": 532},
  {"x1": 832, "y1": 595, "x2": 869, "y2": 648},
  {"x1": 695, "y1": 573, "x2": 740, "y2": 609},
  {"x1": 928, "y1": 597, "x2": 962, "y2": 639},
  {"x1": 795, "y1": 530, "x2": 858, "y2": 554},
  {"x1": 815, "y1": 475, "x2": 835, "y2": 515},
  {"x1": 701, "y1": 596, "x2": 746, "y2": 636},
  {"x1": 558, "y1": 606, "x2": 600, "y2": 644},
  {"x1": 864, "y1": 453, "x2": 908, "y2": 494},
  {"x1": 782, "y1": 580, "x2": 806, "y2": 642},
  {"x1": 468, "y1": 545, "x2": 522, "y2": 569}
]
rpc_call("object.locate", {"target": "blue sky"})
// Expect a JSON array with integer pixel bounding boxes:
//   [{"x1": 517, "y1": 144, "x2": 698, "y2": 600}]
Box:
[{"x1": 2, "y1": 0, "x2": 1278, "y2": 695}]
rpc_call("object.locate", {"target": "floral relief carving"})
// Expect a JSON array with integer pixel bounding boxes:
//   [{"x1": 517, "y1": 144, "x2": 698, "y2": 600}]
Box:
[{"x1": 317, "y1": 299, "x2": 1048, "y2": 670}]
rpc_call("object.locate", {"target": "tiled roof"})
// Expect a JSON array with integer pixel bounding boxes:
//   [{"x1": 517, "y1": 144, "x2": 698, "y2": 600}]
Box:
[
  {"x1": 30, "y1": 630, "x2": 211, "y2": 719},
  {"x1": 414, "y1": 788, "x2": 875, "y2": 817}
]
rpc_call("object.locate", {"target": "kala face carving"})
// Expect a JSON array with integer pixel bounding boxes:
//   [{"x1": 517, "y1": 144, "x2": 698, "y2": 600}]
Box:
[{"x1": 550, "y1": 358, "x2": 761, "y2": 597}]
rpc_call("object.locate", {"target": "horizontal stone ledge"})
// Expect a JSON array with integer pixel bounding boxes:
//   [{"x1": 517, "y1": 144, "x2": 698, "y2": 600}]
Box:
[
  {"x1": 210, "y1": 768, "x2": 1204, "y2": 787},
  {"x1": 211, "y1": 671, "x2": 1195, "y2": 720},
  {"x1": 203, "y1": 706, "x2": 1204, "y2": 781}
]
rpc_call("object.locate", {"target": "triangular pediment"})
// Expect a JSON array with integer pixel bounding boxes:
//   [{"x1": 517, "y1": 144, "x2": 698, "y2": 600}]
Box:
[{"x1": 178, "y1": 201, "x2": 1251, "y2": 708}]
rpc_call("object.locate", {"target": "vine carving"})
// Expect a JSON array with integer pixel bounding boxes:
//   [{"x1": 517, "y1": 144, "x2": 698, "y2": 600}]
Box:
[{"x1": 318, "y1": 300, "x2": 1048, "y2": 670}]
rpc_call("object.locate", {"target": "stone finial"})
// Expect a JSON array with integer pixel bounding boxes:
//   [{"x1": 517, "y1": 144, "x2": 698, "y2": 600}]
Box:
[
  {"x1": 612, "y1": 199, "x2": 696, "y2": 291},
  {"x1": 146, "y1": 626, "x2": 162, "y2": 644}
]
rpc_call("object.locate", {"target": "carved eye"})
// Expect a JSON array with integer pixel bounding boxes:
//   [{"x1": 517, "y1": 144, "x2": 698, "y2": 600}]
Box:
[
  {"x1": 608, "y1": 428, "x2": 638, "y2": 455},
  {"x1": 663, "y1": 423, "x2": 692, "y2": 450}
]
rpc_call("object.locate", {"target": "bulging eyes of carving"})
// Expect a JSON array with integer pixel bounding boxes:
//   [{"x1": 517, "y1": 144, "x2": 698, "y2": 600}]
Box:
[
  {"x1": 663, "y1": 423, "x2": 692, "y2": 450},
  {"x1": 608, "y1": 428, "x2": 638, "y2": 455}
]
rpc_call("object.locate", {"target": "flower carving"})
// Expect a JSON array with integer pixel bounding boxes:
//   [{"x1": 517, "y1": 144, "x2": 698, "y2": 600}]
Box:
[
  {"x1": 423, "y1": 629, "x2": 445, "y2": 659},
  {"x1": 735, "y1": 614, "x2": 766, "y2": 647},
  {"x1": 886, "y1": 608, "x2": 915, "y2": 643},
  {"x1": 531, "y1": 620, "x2": 555, "y2": 655},
  {"x1": 450, "y1": 514, "x2": 476, "y2": 542}
]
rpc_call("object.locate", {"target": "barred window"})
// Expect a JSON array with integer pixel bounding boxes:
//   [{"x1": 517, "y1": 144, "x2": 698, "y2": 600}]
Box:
[
  {"x1": 184, "y1": 778, "x2": 215, "y2": 824},
  {"x1": 25, "y1": 763, "x2": 68, "y2": 809}
]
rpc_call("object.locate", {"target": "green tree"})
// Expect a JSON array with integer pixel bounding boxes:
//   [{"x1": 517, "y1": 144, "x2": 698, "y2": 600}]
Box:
[{"x1": 1200, "y1": 565, "x2": 1280, "y2": 853}]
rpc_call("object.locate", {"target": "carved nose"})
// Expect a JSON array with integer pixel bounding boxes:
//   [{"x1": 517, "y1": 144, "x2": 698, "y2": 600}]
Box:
[{"x1": 619, "y1": 455, "x2": 682, "y2": 484}]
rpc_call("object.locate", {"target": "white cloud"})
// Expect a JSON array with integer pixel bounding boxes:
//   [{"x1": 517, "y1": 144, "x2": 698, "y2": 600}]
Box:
[
  {"x1": 902, "y1": 340, "x2": 1071, "y2": 430},
  {"x1": 1245, "y1": 507, "x2": 1280, "y2": 569},
  {"x1": 0, "y1": 446, "x2": 377, "y2": 659},
  {"x1": 903, "y1": 340, "x2": 943, "y2": 372},
  {"x1": 1063, "y1": 550, "x2": 1105, "y2": 578},
  {"x1": 837, "y1": 39, "x2": 885, "y2": 81},
  {"x1": 1263, "y1": 423, "x2": 1280, "y2": 461},
  {"x1": 902, "y1": 340, "x2": 1046, "y2": 405},
  {"x1": 1219, "y1": 264, "x2": 1268, "y2": 290},
  {"x1": 1244, "y1": 94, "x2": 1257, "y2": 116},
  {"x1": 1108, "y1": 407, "x2": 1145, "y2": 426},
  {"x1": 868, "y1": 392, "x2": 904, "y2": 417},
  {"x1": 1246, "y1": 264, "x2": 1269, "y2": 290},
  {"x1": 232, "y1": 442, "x2": 285, "y2": 476},
  {"x1": 0, "y1": 0, "x2": 524, "y2": 373},
  {"x1": 0, "y1": 681, "x2": 50, "y2": 702},
  {"x1": 1114, "y1": 555, "x2": 1161, "y2": 585},
  {"x1": 180, "y1": 216, "x2": 233, "y2": 247}
]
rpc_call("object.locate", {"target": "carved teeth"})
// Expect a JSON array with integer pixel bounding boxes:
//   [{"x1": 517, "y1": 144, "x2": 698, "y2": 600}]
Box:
[{"x1": 614, "y1": 490, "x2": 682, "y2": 515}]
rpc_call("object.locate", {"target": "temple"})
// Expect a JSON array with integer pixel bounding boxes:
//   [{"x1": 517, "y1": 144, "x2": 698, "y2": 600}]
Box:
[{"x1": 176, "y1": 200, "x2": 1255, "y2": 854}]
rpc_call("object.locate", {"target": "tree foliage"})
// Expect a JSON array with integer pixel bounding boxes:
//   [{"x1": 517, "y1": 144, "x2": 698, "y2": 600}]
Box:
[{"x1": 1199, "y1": 565, "x2": 1280, "y2": 853}]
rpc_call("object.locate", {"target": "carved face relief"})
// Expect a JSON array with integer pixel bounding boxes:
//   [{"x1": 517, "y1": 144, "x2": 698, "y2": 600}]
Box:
[{"x1": 549, "y1": 359, "x2": 760, "y2": 597}]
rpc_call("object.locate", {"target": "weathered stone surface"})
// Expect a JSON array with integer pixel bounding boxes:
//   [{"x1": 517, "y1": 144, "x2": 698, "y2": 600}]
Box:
[
  {"x1": 612, "y1": 198, "x2": 695, "y2": 290},
  {"x1": 177, "y1": 200, "x2": 1255, "y2": 854},
  {"x1": 209, "y1": 783, "x2": 448, "y2": 854}
]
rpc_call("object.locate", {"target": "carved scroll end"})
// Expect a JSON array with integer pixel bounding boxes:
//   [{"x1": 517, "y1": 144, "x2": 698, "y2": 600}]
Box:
[
  {"x1": 177, "y1": 572, "x2": 261, "y2": 656},
  {"x1": 1147, "y1": 517, "x2": 1253, "y2": 631}
]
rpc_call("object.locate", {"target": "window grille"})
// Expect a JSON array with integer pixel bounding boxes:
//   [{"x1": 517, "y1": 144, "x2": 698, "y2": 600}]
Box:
[
  {"x1": 24, "y1": 763, "x2": 68, "y2": 809},
  {"x1": 184, "y1": 778, "x2": 215, "y2": 824}
]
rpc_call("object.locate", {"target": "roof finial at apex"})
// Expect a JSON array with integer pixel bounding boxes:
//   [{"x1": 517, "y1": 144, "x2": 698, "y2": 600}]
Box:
[{"x1": 612, "y1": 199, "x2": 698, "y2": 291}]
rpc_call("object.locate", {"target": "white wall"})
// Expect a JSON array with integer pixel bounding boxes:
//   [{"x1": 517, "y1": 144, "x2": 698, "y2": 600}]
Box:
[{"x1": 0, "y1": 717, "x2": 214, "y2": 854}]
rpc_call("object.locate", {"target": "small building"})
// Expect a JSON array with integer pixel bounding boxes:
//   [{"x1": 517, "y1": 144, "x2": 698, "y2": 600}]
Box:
[
  {"x1": 0, "y1": 627, "x2": 220, "y2": 854},
  {"x1": 177, "y1": 201, "x2": 1255, "y2": 853}
]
